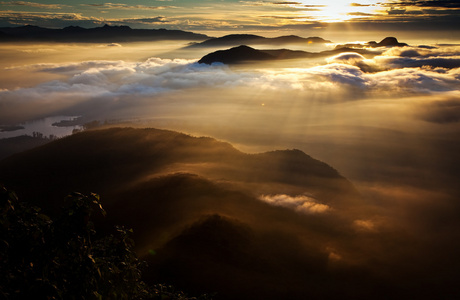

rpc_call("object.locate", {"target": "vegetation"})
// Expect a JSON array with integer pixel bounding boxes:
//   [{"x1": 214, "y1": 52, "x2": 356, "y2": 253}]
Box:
[{"x1": 0, "y1": 185, "x2": 210, "y2": 300}]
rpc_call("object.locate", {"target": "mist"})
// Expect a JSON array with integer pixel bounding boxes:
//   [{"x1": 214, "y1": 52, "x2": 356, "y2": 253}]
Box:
[{"x1": 1, "y1": 39, "x2": 460, "y2": 298}]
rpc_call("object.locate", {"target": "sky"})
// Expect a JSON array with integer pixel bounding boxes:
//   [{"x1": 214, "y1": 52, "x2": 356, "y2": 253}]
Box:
[{"x1": 1, "y1": 0, "x2": 459, "y2": 39}]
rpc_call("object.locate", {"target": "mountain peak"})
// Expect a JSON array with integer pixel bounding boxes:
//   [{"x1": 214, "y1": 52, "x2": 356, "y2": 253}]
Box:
[
  {"x1": 100, "y1": 24, "x2": 132, "y2": 30},
  {"x1": 378, "y1": 36, "x2": 406, "y2": 46},
  {"x1": 335, "y1": 36, "x2": 408, "y2": 49},
  {"x1": 198, "y1": 45, "x2": 274, "y2": 64}
]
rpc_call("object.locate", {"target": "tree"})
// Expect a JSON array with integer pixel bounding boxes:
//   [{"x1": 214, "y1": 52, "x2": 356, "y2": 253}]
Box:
[
  {"x1": 0, "y1": 186, "x2": 212, "y2": 300},
  {"x1": 0, "y1": 186, "x2": 149, "y2": 300}
]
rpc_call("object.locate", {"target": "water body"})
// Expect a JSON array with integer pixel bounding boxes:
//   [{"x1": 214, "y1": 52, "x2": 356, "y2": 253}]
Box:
[{"x1": 0, "y1": 116, "x2": 82, "y2": 139}]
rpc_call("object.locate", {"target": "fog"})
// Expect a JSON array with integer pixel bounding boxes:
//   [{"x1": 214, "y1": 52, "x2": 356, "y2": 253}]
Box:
[{"x1": 1, "y1": 39, "x2": 460, "y2": 297}]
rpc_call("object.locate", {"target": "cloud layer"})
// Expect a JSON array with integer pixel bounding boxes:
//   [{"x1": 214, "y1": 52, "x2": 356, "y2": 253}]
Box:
[{"x1": 1, "y1": 44, "x2": 459, "y2": 124}]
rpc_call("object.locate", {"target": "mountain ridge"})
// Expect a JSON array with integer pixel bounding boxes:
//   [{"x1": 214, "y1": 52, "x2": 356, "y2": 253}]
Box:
[
  {"x1": 188, "y1": 33, "x2": 331, "y2": 48},
  {"x1": 0, "y1": 127, "x2": 355, "y2": 207},
  {"x1": 198, "y1": 44, "x2": 378, "y2": 64},
  {"x1": 0, "y1": 24, "x2": 210, "y2": 42}
]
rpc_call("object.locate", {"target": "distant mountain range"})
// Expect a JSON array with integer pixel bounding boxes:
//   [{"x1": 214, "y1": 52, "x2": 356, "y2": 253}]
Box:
[
  {"x1": 198, "y1": 44, "x2": 379, "y2": 64},
  {"x1": 188, "y1": 34, "x2": 331, "y2": 48},
  {"x1": 0, "y1": 24, "x2": 209, "y2": 42},
  {"x1": 0, "y1": 25, "x2": 332, "y2": 47}
]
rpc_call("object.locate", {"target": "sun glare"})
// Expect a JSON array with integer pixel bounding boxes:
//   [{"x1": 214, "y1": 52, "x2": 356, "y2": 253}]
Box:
[{"x1": 297, "y1": 0, "x2": 383, "y2": 22}]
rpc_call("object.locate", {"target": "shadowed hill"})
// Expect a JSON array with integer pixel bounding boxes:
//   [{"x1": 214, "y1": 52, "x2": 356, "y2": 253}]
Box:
[
  {"x1": 0, "y1": 127, "x2": 388, "y2": 300},
  {"x1": 0, "y1": 127, "x2": 355, "y2": 205},
  {"x1": 188, "y1": 34, "x2": 330, "y2": 48},
  {"x1": 198, "y1": 45, "x2": 378, "y2": 64},
  {"x1": 1, "y1": 127, "x2": 450, "y2": 299},
  {"x1": 148, "y1": 214, "x2": 330, "y2": 299}
]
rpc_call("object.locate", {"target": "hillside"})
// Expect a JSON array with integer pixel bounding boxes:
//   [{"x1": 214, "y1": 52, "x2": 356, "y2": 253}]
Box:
[
  {"x1": 0, "y1": 127, "x2": 356, "y2": 204},
  {"x1": 0, "y1": 127, "x2": 372, "y2": 299}
]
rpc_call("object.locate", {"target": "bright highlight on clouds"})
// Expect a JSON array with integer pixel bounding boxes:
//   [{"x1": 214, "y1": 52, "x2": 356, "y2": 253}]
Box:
[
  {"x1": 353, "y1": 219, "x2": 376, "y2": 231},
  {"x1": 259, "y1": 194, "x2": 330, "y2": 214},
  {"x1": 1, "y1": 44, "x2": 459, "y2": 124}
]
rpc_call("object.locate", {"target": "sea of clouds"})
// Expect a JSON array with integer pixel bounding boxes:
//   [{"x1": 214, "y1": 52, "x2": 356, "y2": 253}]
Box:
[
  {"x1": 1, "y1": 45, "x2": 459, "y2": 124},
  {"x1": 1, "y1": 43, "x2": 460, "y2": 297}
]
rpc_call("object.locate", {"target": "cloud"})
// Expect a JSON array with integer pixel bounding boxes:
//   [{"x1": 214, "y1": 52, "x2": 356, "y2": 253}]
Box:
[
  {"x1": 326, "y1": 53, "x2": 365, "y2": 65},
  {"x1": 387, "y1": 0, "x2": 460, "y2": 8},
  {"x1": 385, "y1": 46, "x2": 456, "y2": 58},
  {"x1": 377, "y1": 56, "x2": 460, "y2": 69},
  {"x1": 272, "y1": 2, "x2": 302, "y2": 5},
  {"x1": 83, "y1": 3, "x2": 174, "y2": 10},
  {"x1": 325, "y1": 52, "x2": 380, "y2": 72},
  {"x1": 320, "y1": 47, "x2": 460, "y2": 92},
  {"x1": 0, "y1": 1, "x2": 68, "y2": 9},
  {"x1": 0, "y1": 11, "x2": 172, "y2": 28},
  {"x1": 239, "y1": 0, "x2": 323, "y2": 11},
  {"x1": 116, "y1": 17, "x2": 170, "y2": 25},
  {"x1": 309, "y1": 63, "x2": 368, "y2": 88},
  {"x1": 365, "y1": 67, "x2": 460, "y2": 93},
  {"x1": 0, "y1": 12, "x2": 104, "y2": 28},
  {"x1": 259, "y1": 194, "x2": 330, "y2": 214},
  {"x1": 350, "y1": 3, "x2": 372, "y2": 7},
  {"x1": 353, "y1": 219, "x2": 376, "y2": 232}
]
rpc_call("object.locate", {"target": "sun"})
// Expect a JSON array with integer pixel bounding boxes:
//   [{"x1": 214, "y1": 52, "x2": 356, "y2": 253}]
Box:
[{"x1": 296, "y1": 0, "x2": 383, "y2": 23}]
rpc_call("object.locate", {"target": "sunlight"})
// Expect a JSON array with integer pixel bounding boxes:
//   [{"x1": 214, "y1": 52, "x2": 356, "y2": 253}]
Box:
[{"x1": 297, "y1": 0, "x2": 384, "y2": 23}]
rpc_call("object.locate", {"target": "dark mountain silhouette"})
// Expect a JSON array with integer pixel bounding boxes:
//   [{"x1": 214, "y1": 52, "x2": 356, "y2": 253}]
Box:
[
  {"x1": 0, "y1": 127, "x2": 356, "y2": 211},
  {"x1": 335, "y1": 36, "x2": 408, "y2": 49},
  {"x1": 0, "y1": 128, "x2": 382, "y2": 299},
  {"x1": 0, "y1": 24, "x2": 209, "y2": 43},
  {"x1": 0, "y1": 127, "x2": 369, "y2": 299},
  {"x1": 188, "y1": 34, "x2": 330, "y2": 48},
  {"x1": 0, "y1": 31, "x2": 12, "y2": 40},
  {"x1": 198, "y1": 45, "x2": 377, "y2": 64},
  {"x1": 0, "y1": 127, "x2": 452, "y2": 299},
  {"x1": 198, "y1": 45, "x2": 275, "y2": 64},
  {"x1": 148, "y1": 213, "x2": 331, "y2": 299}
]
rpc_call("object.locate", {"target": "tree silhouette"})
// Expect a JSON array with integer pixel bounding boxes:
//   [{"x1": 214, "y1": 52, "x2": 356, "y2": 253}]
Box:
[{"x1": 0, "y1": 186, "x2": 211, "y2": 300}]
